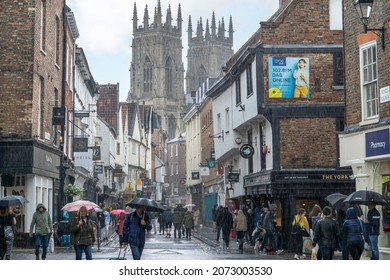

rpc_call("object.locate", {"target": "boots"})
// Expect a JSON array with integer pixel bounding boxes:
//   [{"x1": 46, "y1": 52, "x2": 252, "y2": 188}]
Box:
[{"x1": 36, "y1": 255, "x2": 40, "y2": 260}]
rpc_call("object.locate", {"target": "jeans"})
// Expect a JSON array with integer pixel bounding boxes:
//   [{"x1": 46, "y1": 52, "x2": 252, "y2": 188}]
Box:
[
  {"x1": 130, "y1": 244, "x2": 144, "y2": 260},
  {"x1": 35, "y1": 234, "x2": 49, "y2": 260},
  {"x1": 174, "y1": 223, "x2": 182, "y2": 238},
  {"x1": 369, "y1": 235, "x2": 379, "y2": 260},
  {"x1": 75, "y1": 244, "x2": 92, "y2": 260},
  {"x1": 262, "y1": 229, "x2": 277, "y2": 252}
]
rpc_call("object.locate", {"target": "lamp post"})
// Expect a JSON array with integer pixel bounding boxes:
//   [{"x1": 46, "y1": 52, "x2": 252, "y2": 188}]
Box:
[{"x1": 353, "y1": 0, "x2": 386, "y2": 49}]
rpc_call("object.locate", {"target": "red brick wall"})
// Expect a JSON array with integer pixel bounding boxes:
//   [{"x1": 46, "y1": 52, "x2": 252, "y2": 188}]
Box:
[
  {"x1": 0, "y1": 0, "x2": 65, "y2": 140},
  {"x1": 280, "y1": 118, "x2": 337, "y2": 168}
]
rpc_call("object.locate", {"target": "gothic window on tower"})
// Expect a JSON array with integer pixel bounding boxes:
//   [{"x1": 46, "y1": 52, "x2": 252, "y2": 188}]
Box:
[
  {"x1": 198, "y1": 65, "x2": 207, "y2": 91},
  {"x1": 165, "y1": 57, "x2": 173, "y2": 94},
  {"x1": 143, "y1": 57, "x2": 153, "y2": 93}
]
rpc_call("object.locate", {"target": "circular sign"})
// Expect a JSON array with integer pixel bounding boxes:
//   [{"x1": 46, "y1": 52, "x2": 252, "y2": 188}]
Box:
[{"x1": 240, "y1": 144, "x2": 254, "y2": 159}]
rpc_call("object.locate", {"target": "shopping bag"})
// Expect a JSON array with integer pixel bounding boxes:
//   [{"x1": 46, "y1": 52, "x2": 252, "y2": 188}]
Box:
[
  {"x1": 363, "y1": 242, "x2": 372, "y2": 258},
  {"x1": 49, "y1": 234, "x2": 55, "y2": 253},
  {"x1": 302, "y1": 237, "x2": 313, "y2": 254},
  {"x1": 311, "y1": 244, "x2": 319, "y2": 260},
  {"x1": 229, "y1": 229, "x2": 236, "y2": 239}
]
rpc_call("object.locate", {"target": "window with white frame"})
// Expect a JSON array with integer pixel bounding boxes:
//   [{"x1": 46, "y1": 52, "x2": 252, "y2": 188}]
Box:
[{"x1": 360, "y1": 43, "x2": 379, "y2": 121}]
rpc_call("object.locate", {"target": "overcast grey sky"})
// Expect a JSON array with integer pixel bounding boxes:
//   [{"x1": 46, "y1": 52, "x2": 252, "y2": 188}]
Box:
[{"x1": 66, "y1": 0, "x2": 280, "y2": 101}]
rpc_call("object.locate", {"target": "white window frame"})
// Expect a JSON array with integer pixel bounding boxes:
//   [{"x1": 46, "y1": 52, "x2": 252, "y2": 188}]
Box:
[{"x1": 359, "y1": 41, "x2": 379, "y2": 126}]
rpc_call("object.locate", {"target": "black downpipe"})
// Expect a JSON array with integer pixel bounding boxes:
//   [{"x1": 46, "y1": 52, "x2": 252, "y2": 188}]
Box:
[{"x1": 58, "y1": 2, "x2": 68, "y2": 220}]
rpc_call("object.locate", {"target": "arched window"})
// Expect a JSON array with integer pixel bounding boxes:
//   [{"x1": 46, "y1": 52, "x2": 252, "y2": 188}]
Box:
[
  {"x1": 197, "y1": 65, "x2": 207, "y2": 89},
  {"x1": 165, "y1": 57, "x2": 173, "y2": 94},
  {"x1": 143, "y1": 57, "x2": 153, "y2": 93}
]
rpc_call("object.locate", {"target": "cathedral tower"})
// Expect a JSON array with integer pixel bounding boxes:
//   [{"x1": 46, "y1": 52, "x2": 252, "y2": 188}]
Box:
[
  {"x1": 129, "y1": 1, "x2": 184, "y2": 140},
  {"x1": 186, "y1": 12, "x2": 234, "y2": 95}
]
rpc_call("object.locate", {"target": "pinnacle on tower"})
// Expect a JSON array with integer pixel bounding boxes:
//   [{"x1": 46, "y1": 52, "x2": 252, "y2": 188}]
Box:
[
  {"x1": 177, "y1": 4, "x2": 182, "y2": 33},
  {"x1": 132, "y1": 2, "x2": 138, "y2": 33},
  {"x1": 188, "y1": 15, "x2": 193, "y2": 43},
  {"x1": 205, "y1": 19, "x2": 210, "y2": 40},
  {"x1": 228, "y1": 16, "x2": 233, "y2": 41},
  {"x1": 211, "y1": 12, "x2": 216, "y2": 38},
  {"x1": 144, "y1": 4, "x2": 149, "y2": 30},
  {"x1": 166, "y1": 5, "x2": 172, "y2": 29}
]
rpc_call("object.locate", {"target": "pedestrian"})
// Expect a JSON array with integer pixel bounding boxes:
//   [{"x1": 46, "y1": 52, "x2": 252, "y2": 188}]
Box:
[
  {"x1": 71, "y1": 206, "x2": 96, "y2": 260},
  {"x1": 148, "y1": 212, "x2": 158, "y2": 234},
  {"x1": 309, "y1": 204, "x2": 322, "y2": 229},
  {"x1": 365, "y1": 202, "x2": 380, "y2": 260},
  {"x1": 234, "y1": 209, "x2": 247, "y2": 254},
  {"x1": 312, "y1": 206, "x2": 340, "y2": 260},
  {"x1": 163, "y1": 208, "x2": 173, "y2": 238},
  {"x1": 158, "y1": 212, "x2": 165, "y2": 235},
  {"x1": 212, "y1": 204, "x2": 218, "y2": 232},
  {"x1": 103, "y1": 208, "x2": 110, "y2": 241},
  {"x1": 29, "y1": 203, "x2": 53, "y2": 260},
  {"x1": 215, "y1": 206, "x2": 223, "y2": 242},
  {"x1": 342, "y1": 207, "x2": 365, "y2": 260},
  {"x1": 246, "y1": 209, "x2": 255, "y2": 245},
  {"x1": 220, "y1": 207, "x2": 233, "y2": 249},
  {"x1": 0, "y1": 206, "x2": 16, "y2": 260},
  {"x1": 193, "y1": 207, "x2": 200, "y2": 232},
  {"x1": 291, "y1": 208, "x2": 309, "y2": 260},
  {"x1": 182, "y1": 210, "x2": 194, "y2": 239},
  {"x1": 97, "y1": 211, "x2": 106, "y2": 243},
  {"x1": 115, "y1": 212, "x2": 126, "y2": 245},
  {"x1": 122, "y1": 204, "x2": 152, "y2": 260},
  {"x1": 260, "y1": 204, "x2": 283, "y2": 255},
  {"x1": 172, "y1": 206, "x2": 184, "y2": 238}
]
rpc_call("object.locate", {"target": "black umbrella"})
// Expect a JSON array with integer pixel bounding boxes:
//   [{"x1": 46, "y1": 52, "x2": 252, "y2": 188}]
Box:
[
  {"x1": 343, "y1": 190, "x2": 389, "y2": 206},
  {"x1": 0, "y1": 195, "x2": 29, "y2": 207},
  {"x1": 126, "y1": 197, "x2": 166, "y2": 212},
  {"x1": 325, "y1": 193, "x2": 348, "y2": 209}
]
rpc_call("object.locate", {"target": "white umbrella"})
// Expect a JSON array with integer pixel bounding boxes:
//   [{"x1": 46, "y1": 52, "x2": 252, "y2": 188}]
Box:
[{"x1": 184, "y1": 204, "x2": 196, "y2": 208}]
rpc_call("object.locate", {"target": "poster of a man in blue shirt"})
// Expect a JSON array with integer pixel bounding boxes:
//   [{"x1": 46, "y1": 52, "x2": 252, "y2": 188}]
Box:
[{"x1": 268, "y1": 57, "x2": 310, "y2": 99}]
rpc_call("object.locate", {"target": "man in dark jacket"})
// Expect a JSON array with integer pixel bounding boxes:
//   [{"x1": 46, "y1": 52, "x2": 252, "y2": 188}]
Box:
[
  {"x1": 220, "y1": 207, "x2": 233, "y2": 249},
  {"x1": 122, "y1": 205, "x2": 152, "y2": 260},
  {"x1": 313, "y1": 206, "x2": 340, "y2": 260},
  {"x1": 366, "y1": 202, "x2": 380, "y2": 260},
  {"x1": 172, "y1": 206, "x2": 184, "y2": 238}
]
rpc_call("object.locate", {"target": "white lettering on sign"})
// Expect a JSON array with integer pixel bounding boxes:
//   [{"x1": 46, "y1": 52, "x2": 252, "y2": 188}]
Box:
[{"x1": 371, "y1": 141, "x2": 386, "y2": 149}]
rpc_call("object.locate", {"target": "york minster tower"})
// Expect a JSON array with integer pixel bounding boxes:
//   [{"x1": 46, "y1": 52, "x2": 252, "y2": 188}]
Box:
[
  {"x1": 186, "y1": 12, "x2": 234, "y2": 95},
  {"x1": 129, "y1": 1, "x2": 185, "y2": 140}
]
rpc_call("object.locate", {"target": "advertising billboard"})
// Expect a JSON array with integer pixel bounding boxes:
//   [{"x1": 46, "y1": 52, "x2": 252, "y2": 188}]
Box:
[{"x1": 268, "y1": 57, "x2": 310, "y2": 98}]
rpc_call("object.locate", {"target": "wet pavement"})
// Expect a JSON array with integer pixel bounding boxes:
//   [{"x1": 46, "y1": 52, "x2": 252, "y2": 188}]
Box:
[{"x1": 11, "y1": 225, "x2": 338, "y2": 260}]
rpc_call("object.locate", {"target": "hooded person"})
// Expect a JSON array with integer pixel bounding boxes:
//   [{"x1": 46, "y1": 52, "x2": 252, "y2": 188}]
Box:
[
  {"x1": 341, "y1": 207, "x2": 366, "y2": 260},
  {"x1": 29, "y1": 203, "x2": 53, "y2": 260}
]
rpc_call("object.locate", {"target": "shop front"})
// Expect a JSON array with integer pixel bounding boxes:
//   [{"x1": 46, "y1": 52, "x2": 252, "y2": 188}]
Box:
[
  {"x1": 244, "y1": 169, "x2": 355, "y2": 251},
  {"x1": 0, "y1": 140, "x2": 61, "y2": 247}
]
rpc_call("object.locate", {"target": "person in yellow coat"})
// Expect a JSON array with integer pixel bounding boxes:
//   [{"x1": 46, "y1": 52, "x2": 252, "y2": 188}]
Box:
[{"x1": 291, "y1": 208, "x2": 309, "y2": 259}]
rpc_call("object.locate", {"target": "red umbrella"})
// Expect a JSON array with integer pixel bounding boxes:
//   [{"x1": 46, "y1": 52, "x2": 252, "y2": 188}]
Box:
[
  {"x1": 61, "y1": 200, "x2": 100, "y2": 212},
  {"x1": 110, "y1": 209, "x2": 128, "y2": 215}
]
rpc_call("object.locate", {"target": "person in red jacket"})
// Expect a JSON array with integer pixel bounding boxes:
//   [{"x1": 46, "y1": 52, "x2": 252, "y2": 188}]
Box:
[{"x1": 115, "y1": 212, "x2": 126, "y2": 245}]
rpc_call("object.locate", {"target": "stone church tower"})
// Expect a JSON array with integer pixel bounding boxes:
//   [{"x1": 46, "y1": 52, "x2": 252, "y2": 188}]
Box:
[
  {"x1": 129, "y1": 1, "x2": 185, "y2": 140},
  {"x1": 186, "y1": 13, "x2": 234, "y2": 95}
]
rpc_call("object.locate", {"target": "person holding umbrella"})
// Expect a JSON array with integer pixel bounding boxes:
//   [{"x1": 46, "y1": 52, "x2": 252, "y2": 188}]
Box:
[
  {"x1": 0, "y1": 206, "x2": 16, "y2": 260},
  {"x1": 122, "y1": 204, "x2": 152, "y2": 260},
  {"x1": 71, "y1": 206, "x2": 96, "y2": 260},
  {"x1": 29, "y1": 203, "x2": 53, "y2": 260},
  {"x1": 364, "y1": 202, "x2": 381, "y2": 260}
]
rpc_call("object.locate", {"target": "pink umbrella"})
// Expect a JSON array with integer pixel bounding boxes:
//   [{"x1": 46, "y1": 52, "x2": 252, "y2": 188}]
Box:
[
  {"x1": 110, "y1": 209, "x2": 128, "y2": 215},
  {"x1": 61, "y1": 200, "x2": 100, "y2": 212}
]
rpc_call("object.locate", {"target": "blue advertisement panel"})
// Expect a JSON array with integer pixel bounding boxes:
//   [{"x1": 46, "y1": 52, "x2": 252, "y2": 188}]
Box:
[
  {"x1": 365, "y1": 128, "x2": 390, "y2": 157},
  {"x1": 268, "y1": 57, "x2": 310, "y2": 98}
]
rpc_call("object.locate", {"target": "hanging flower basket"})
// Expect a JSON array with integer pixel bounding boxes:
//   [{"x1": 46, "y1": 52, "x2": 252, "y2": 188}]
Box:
[{"x1": 64, "y1": 184, "x2": 83, "y2": 198}]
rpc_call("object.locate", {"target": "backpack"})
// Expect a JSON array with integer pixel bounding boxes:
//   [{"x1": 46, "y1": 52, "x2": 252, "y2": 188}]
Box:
[{"x1": 291, "y1": 217, "x2": 302, "y2": 235}]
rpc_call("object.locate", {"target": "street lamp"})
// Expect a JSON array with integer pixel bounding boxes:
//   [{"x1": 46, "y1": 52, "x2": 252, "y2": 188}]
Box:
[{"x1": 353, "y1": 0, "x2": 385, "y2": 49}]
